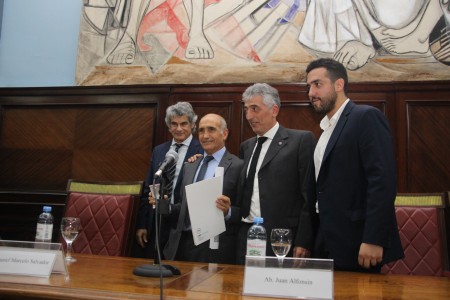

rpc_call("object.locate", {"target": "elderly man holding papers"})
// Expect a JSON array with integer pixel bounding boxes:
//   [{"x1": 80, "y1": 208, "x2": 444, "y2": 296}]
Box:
[{"x1": 163, "y1": 114, "x2": 244, "y2": 264}]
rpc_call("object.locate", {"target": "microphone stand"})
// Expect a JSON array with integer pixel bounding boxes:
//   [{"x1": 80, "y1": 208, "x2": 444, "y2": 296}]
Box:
[{"x1": 133, "y1": 173, "x2": 179, "y2": 280}]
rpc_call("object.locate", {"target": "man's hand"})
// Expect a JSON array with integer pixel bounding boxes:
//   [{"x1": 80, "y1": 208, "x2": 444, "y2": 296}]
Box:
[
  {"x1": 293, "y1": 246, "x2": 311, "y2": 258},
  {"x1": 358, "y1": 243, "x2": 383, "y2": 268},
  {"x1": 136, "y1": 229, "x2": 148, "y2": 248},
  {"x1": 216, "y1": 195, "x2": 231, "y2": 216},
  {"x1": 148, "y1": 192, "x2": 156, "y2": 207},
  {"x1": 292, "y1": 246, "x2": 311, "y2": 268},
  {"x1": 149, "y1": 193, "x2": 170, "y2": 208},
  {"x1": 187, "y1": 153, "x2": 203, "y2": 163}
]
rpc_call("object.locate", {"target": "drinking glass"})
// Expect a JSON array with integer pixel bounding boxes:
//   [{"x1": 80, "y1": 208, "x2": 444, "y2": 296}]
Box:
[
  {"x1": 61, "y1": 217, "x2": 81, "y2": 262},
  {"x1": 271, "y1": 228, "x2": 292, "y2": 267}
]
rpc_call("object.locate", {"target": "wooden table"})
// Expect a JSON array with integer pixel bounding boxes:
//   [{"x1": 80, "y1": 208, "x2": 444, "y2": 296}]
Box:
[{"x1": 0, "y1": 254, "x2": 449, "y2": 299}]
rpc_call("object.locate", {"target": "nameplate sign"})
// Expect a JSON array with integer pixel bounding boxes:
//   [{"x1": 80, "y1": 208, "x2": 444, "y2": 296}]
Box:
[
  {"x1": 243, "y1": 256, "x2": 334, "y2": 299},
  {"x1": 0, "y1": 240, "x2": 67, "y2": 277}
]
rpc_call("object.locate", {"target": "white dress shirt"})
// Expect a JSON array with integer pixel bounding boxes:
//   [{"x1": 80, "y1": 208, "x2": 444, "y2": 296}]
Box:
[
  {"x1": 243, "y1": 122, "x2": 279, "y2": 223},
  {"x1": 314, "y1": 99, "x2": 349, "y2": 212}
]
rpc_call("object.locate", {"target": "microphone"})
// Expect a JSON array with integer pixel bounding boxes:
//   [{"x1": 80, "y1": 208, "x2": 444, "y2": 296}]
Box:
[{"x1": 154, "y1": 150, "x2": 179, "y2": 178}]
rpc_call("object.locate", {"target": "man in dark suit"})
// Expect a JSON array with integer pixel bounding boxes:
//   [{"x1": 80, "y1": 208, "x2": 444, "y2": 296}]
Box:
[
  {"x1": 236, "y1": 83, "x2": 317, "y2": 264},
  {"x1": 134, "y1": 102, "x2": 202, "y2": 258},
  {"x1": 163, "y1": 113, "x2": 244, "y2": 264},
  {"x1": 305, "y1": 58, "x2": 404, "y2": 272}
]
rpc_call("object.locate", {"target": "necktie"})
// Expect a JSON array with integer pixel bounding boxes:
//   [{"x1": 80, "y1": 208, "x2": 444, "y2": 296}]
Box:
[
  {"x1": 163, "y1": 143, "x2": 183, "y2": 200},
  {"x1": 184, "y1": 155, "x2": 214, "y2": 228},
  {"x1": 242, "y1": 136, "x2": 268, "y2": 218},
  {"x1": 195, "y1": 155, "x2": 214, "y2": 182}
]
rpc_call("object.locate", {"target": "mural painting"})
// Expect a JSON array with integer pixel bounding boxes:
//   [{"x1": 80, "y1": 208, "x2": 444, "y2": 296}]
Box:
[{"x1": 76, "y1": 0, "x2": 450, "y2": 85}]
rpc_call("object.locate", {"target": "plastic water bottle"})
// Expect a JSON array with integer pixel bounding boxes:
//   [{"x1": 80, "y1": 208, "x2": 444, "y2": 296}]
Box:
[
  {"x1": 35, "y1": 206, "x2": 54, "y2": 243},
  {"x1": 246, "y1": 217, "x2": 267, "y2": 257}
]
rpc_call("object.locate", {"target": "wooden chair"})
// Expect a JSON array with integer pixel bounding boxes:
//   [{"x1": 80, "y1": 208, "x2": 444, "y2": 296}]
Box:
[
  {"x1": 61, "y1": 179, "x2": 143, "y2": 257},
  {"x1": 381, "y1": 193, "x2": 449, "y2": 276}
]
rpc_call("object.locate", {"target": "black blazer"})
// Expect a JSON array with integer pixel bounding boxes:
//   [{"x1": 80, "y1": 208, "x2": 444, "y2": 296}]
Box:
[
  {"x1": 238, "y1": 126, "x2": 317, "y2": 255},
  {"x1": 312, "y1": 101, "x2": 404, "y2": 270}
]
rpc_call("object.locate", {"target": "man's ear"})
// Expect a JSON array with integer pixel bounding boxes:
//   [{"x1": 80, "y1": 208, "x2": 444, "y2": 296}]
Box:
[
  {"x1": 334, "y1": 78, "x2": 345, "y2": 93},
  {"x1": 272, "y1": 104, "x2": 280, "y2": 117},
  {"x1": 223, "y1": 128, "x2": 229, "y2": 140}
]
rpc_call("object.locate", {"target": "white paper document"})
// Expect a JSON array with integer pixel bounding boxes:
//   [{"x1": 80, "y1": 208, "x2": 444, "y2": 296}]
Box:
[{"x1": 185, "y1": 175, "x2": 225, "y2": 246}]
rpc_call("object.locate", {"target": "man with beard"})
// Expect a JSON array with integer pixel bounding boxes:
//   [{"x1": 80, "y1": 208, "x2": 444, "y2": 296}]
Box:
[{"x1": 305, "y1": 58, "x2": 404, "y2": 272}]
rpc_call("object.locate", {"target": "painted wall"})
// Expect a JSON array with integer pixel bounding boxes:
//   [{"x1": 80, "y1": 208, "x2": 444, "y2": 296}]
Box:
[{"x1": 0, "y1": 0, "x2": 82, "y2": 87}]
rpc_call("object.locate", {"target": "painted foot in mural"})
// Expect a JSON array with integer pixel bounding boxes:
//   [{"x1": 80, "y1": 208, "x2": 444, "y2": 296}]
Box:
[
  {"x1": 185, "y1": 33, "x2": 214, "y2": 59},
  {"x1": 376, "y1": 28, "x2": 431, "y2": 55},
  {"x1": 106, "y1": 35, "x2": 136, "y2": 65},
  {"x1": 334, "y1": 40, "x2": 376, "y2": 70},
  {"x1": 369, "y1": 0, "x2": 443, "y2": 56}
]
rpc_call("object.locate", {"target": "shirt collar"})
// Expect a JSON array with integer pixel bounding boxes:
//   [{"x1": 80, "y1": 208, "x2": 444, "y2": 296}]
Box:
[
  {"x1": 172, "y1": 134, "x2": 193, "y2": 147},
  {"x1": 259, "y1": 122, "x2": 279, "y2": 140},
  {"x1": 320, "y1": 99, "x2": 350, "y2": 130},
  {"x1": 203, "y1": 146, "x2": 226, "y2": 163}
]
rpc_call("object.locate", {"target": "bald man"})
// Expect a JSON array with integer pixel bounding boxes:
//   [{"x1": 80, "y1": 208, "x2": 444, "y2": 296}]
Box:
[{"x1": 163, "y1": 114, "x2": 244, "y2": 264}]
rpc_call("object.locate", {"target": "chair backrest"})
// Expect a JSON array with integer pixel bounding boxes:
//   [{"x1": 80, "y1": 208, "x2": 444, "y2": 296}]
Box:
[
  {"x1": 381, "y1": 193, "x2": 449, "y2": 276},
  {"x1": 62, "y1": 179, "x2": 143, "y2": 256}
]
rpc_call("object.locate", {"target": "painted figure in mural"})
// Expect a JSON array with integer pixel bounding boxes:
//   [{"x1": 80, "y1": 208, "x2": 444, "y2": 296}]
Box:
[
  {"x1": 87, "y1": 0, "x2": 247, "y2": 65},
  {"x1": 299, "y1": 0, "x2": 450, "y2": 70},
  {"x1": 82, "y1": 0, "x2": 306, "y2": 68},
  {"x1": 106, "y1": 0, "x2": 217, "y2": 64}
]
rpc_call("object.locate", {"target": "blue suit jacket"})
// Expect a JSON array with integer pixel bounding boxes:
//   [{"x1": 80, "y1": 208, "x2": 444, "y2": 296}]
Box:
[{"x1": 313, "y1": 101, "x2": 404, "y2": 270}]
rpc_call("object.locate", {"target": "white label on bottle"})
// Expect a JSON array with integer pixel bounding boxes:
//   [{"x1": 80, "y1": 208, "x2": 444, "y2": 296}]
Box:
[
  {"x1": 247, "y1": 239, "x2": 266, "y2": 256},
  {"x1": 36, "y1": 224, "x2": 53, "y2": 241}
]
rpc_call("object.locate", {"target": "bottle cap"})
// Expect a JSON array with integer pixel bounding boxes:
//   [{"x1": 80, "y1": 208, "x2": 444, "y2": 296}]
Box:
[
  {"x1": 254, "y1": 217, "x2": 264, "y2": 224},
  {"x1": 43, "y1": 206, "x2": 52, "y2": 213}
]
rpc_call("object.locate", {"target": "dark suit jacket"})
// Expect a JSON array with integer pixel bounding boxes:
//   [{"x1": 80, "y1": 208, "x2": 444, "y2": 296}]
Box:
[
  {"x1": 164, "y1": 150, "x2": 244, "y2": 264},
  {"x1": 238, "y1": 126, "x2": 316, "y2": 258},
  {"x1": 312, "y1": 101, "x2": 404, "y2": 270},
  {"x1": 135, "y1": 138, "x2": 202, "y2": 258}
]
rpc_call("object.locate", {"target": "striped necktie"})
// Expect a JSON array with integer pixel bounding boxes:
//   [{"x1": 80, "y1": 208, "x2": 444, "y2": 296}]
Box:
[{"x1": 163, "y1": 143, "x2": 183, "y2": 200}]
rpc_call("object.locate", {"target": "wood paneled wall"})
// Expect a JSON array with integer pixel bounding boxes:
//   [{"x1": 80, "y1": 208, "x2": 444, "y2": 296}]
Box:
[
  {"x1": 0, "y1": 82, "x2": 449, "y2": 243},
  {"x1": 1, "y1": 82, "x2": 449, "y2": 192}
]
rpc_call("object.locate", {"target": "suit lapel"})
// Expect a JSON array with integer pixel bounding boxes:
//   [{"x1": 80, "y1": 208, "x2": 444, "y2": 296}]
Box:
[
  {"x1": 260, "y1": 126, "x2": 288, "y2": 171},
  {"x1": 177, "y1": 159, "x2": 201, "y2": 231},
  {"x1": 185, "y1": 159, "x2": 202, "y2": 183},
  {"x1": 174, "y1": 139, "x2": 201, "y2": 199},
  {"x1": 184, "y1": 139, "x2": 201, "y2": 162},
  {"x1": 241, "y1": 138, "x2": 257, "y2": 178},
  {"x1": 322, "y1": 101, "x2": 354, "y2": 163},
  {"x1": 219, "y1": 150, "x2": 232, "y2": 175}
]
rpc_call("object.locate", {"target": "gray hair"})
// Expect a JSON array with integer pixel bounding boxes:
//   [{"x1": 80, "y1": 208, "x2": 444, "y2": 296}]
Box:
[
  {"x1": 165, "y1": 102, "x2": 198, "y2": 130},
  {"x1": 242, "y1": 83, "x2": 281, "y2": 108},
  {"x1": 217, "y1": 115, "x2": 227, "y2": 133}
]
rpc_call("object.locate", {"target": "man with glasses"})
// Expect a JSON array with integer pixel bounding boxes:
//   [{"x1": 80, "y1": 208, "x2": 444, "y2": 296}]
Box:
[{"x1": 134, "y1": 102, "x2": 202, "y2": 258}]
